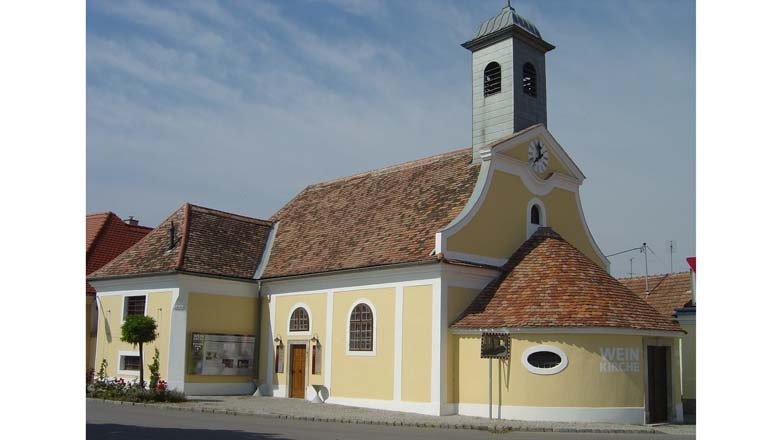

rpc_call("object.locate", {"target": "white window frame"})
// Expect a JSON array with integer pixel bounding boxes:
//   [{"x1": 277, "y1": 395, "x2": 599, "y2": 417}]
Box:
[
  {"x1": 287, "y1": 302, "x2": 313, "y2": 336},
  {"x1": 522, "y1": 345, "x2": 568, "y2": 375},
  {"x1": 121, "y1": 294, "x2": 148, "y2": 322},
  {"x1": 117, "y1": 350, "x2": 142, "y2": 376},
  {"x1": 345, "y1": 299, "x2": 377, "y2": 357},
  {"x1": 526, "y1": 198, "x2": 547, "y2": 239}
]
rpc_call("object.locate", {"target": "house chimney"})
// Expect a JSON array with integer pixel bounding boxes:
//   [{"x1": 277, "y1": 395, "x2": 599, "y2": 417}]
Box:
[
  {"x1": 124, "y1": 216, "x2": 139, "y2": 226},
  {"x1": 168, "y1": 221, "x2": 176, "y2": 250}
]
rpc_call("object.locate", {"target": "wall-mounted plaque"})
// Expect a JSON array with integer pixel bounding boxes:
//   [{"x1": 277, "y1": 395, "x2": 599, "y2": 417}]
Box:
[
  {"x1": 480, "y1": 332, "x2": 511, "y2": 359},
  {"x1": 189, "y1": 333, "x2": 255, "y2": 376}
]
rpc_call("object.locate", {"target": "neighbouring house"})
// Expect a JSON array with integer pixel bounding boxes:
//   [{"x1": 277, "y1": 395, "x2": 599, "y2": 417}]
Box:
[
  {"x1": 89, "y1": 204, "x2": 273, "y2": 395},
  {"x1": 88, "y1": 2, "x2": 686, "y2": 424},
  {"x1": 619, "y1": 259, "x2": 696, "y2": 417},
  {"x1": 86, "y1": 212, "x2": 151, "y2": 372}
]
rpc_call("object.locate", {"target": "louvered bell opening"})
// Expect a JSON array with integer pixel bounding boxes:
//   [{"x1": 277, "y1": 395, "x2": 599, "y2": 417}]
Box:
[
  {"x1": 522, "y1": 62, "x2": 537, "y2": 97},
  {"x1": 484, "y1": 62, "x2": 502, "y2": 97}
]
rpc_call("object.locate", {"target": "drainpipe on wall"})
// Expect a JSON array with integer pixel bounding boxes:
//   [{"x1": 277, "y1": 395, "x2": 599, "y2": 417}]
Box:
[{"x1": 252, "y1": 282, "x2": 263, "y2": 396}]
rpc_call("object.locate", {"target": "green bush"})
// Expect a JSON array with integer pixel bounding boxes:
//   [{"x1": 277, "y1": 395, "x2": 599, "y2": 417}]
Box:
[
  {"x1": 86, "y1": 356, "x2": 185, "y2": 403},
  {"x1": 148, "y1": 348, "x2": 161, "y2": 390},
  {"x1": 87, "y1": 377, "x2": 186, "y2": 403}
]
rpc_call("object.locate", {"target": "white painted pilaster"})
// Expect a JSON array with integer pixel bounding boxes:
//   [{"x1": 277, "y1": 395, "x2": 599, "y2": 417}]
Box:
[
  {"x1": 393, "y1": 286, "x2": 404, "y2": 401},
  {"x1": 167, "y1": 287, "x2": 186, "y2": 391},
  {"x1": 324, "y1": 290, "x2": 334, "y2": 391},
  {"x1": 430, "y1": 277, "x2": 443, "y2": 413},
  {"x1": 265, "y1": 294, "x2": 277, "y2": 388}
]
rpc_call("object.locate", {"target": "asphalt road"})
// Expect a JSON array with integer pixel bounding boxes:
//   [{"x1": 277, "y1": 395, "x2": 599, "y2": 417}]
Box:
[{"x1": 87, "y1": 400, "x2": 692, "y2": 440}]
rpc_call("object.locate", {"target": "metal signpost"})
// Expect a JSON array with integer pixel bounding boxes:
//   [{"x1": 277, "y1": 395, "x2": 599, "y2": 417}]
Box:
[{"x1": 480, "y1": 332, "x2": 511, "y2": 419}]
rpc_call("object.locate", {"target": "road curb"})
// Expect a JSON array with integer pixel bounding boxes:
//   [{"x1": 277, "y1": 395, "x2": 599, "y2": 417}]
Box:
[{"x1": 87, "y1": 398, "x2": 658, "y2": 434}]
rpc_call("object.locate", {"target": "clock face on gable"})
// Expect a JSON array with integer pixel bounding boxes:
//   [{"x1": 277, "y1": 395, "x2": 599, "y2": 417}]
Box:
[{"x1": 527, "y1": 139, "x2": 549, "y2": 173}]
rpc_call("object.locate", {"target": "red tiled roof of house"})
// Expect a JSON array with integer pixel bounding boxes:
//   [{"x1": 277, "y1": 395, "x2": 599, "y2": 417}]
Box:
[
  {"x1": 262, "y1": 148, "x2": 480, "y2": 279},
  {"x1": 619, "y1": 272, "x2": 693, "y2": 320},
  {"x1": 89, "y1": 204, "x2": 273, "y2": 281},
  {"x1": 86, "y1": 212, "x2": 152, "y2": 294},
  {"x1": 452, "y1": 227, "x2": 682, "y2": 333}
]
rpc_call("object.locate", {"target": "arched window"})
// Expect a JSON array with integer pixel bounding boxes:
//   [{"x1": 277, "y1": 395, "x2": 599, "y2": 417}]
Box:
[
  {"x1": 522, "y1": 62, "x2": 537, "y2": 97},
  {"x1": 527, "y1": 199, "x2": 546, "y2": 238},
  {"x1": 289, "y1": 307, "x2": 309, "y2": 332},
  {"x1": 484, "y1": 62, "x2": 502, "y2": 97},
  {"x1": 531, "y1": 205, "x2": 541, "y2": 225},
  {"x1": 349, "y1": 303, "x2": 373, "y2": 352}
]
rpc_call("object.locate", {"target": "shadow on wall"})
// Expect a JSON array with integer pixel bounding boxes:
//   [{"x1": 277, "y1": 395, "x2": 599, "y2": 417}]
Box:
[
  {"x1": 97, "y1": 297, "x2": 112, "y2": 343},
  {"x1": 87, "y1": 424, "x2": 292, "y2": 440},
  {"x1": 103, "y1": 318, "x2": 112, "y2": 343}
]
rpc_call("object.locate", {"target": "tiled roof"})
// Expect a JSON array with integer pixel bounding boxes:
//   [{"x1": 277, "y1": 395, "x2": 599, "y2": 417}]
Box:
[
  {"x1": 452, "y1": 228, "x2": 682, "y2": 333},
  {"x1": 89, "y1": 204, "x2": 273, "y2": 281},
  {"x1": 86, "y1": 212, "x2": 151, "y2": 294},
  {"x1": 619, "y1": 272, "x2": 694, "y2": 320},
  {"x1": 262, "y1": 148, "x2": 480, "y2": 279}
]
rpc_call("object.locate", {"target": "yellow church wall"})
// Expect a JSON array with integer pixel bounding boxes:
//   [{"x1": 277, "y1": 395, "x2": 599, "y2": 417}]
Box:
[
  {"x1": 94, "y1": 291, "x2": 172, "y2": 381},
  {"x1": 666, "y1": 337, "x2": 683, "y2": 409},
  {"x1": 185, "y1": 293, "x2": 256, "y2": 384},
  {"x1": 447, "y1": 287, "x2": 482, "y2": 325},
  {"x1": 544, "y1": 188, "x2": 604, "y2": 268},
  {"x1": 86, "y1": 295, "x2": 97, "y2": 371},
  {"x1": 679, "y1": 322, "x2": 696, "y2": 401},
  {"x1": 446, "y1": 287, "x2": 481, "y2": 402},
  {"x1": 452, "y1": 333, "x2": 646, "y2": 408},
  {"x1": 401, "y1": 285, "x2": 432, "y2": 402},
  {"x1": 447, "y1": 170, "x2": 605, "y2": 269},
  {"x1": 447, "y1": 333, "x2": 461, "y2": 403},
  {"x1": 330, "y1": 288, "x2": 395, "y2": 400},
  {"x1": 258, "y1": 296, "x2": 272, "y2": 387},
  {"x1": 270, "y1": 293, "x2": 328, "y2": 390},
  {"x1": 504, "y1": 137, "x2": 572, "y2": 178}
]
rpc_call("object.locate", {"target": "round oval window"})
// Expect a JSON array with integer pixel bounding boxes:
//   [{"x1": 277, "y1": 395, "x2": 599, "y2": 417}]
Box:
[
  {"x1": 527, "y1": 351, "x2": 562, "y2": 369},
  {"x1": 522, "y1": 345, "x2": 568, "y2": 375}
]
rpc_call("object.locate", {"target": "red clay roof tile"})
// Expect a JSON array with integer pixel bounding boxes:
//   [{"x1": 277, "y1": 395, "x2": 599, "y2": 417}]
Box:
[
  {"x1": 261, "y1": 148, "x2": 479, "y2": 279},
  {"x1": 619, "y1": 272, "x2": 693, "y2": 320},
  {"x1": 86, "y1": 212, "x2": 152, "y2": 294},
  {"x1": 89, "y1": 204, "x2": 273, "y2": 281},
  {"x1": 452, "y1": 227, "x2": 682, "y2": 333}
]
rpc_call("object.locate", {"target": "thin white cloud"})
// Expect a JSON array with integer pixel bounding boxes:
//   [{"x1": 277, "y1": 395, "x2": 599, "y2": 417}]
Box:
[
  {"x1": 87, "y1": 0, "x2": 695, "y2": 276},
  {"x1": 308, "y1": 0, "x2": 387, "y2": 17}
]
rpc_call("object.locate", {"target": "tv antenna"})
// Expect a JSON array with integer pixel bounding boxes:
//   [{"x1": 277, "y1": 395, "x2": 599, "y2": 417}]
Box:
[
  {"x1": 607, "y1": 243, "x2": 649, "y2": 293},
  {"x1": 666, "y1": 240, "x2": 676, "y2": 273}
]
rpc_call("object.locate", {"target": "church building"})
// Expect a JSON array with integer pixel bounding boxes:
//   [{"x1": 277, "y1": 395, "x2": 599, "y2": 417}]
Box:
[{"x1": 89, "y1": 2, "x2": 684, "y2": 425}]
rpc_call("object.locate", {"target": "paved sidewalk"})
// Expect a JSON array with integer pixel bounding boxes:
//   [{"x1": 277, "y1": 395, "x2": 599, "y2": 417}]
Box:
[{"x1": 88, "y1": 396, "x2": 695, "y2": 436}]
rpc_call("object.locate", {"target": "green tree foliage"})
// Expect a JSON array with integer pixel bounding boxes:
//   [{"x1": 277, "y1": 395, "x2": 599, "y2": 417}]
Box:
[
  {"x1": 120, "y1": 315, "x2": 157, "y2": 388},
  {"x1": 148, "y1": 348, "x2": 161, "y2": 389}
]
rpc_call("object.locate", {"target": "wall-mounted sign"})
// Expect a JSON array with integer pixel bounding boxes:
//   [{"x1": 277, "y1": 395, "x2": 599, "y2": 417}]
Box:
[
  {"x1": 480, "y1": 332, "x2": 510, "y2": 359},
  {"x1": 189, "y1": 333, "x2": 255, "y2": 376},
  {"x1": 599, "y1": 347, "x2": 640, "y2": 373}
]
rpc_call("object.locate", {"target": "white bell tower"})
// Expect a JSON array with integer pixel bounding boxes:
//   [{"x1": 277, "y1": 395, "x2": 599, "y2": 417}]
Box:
[{"x1": 463, "y1": 1, "x2": 555, "y2": 161}]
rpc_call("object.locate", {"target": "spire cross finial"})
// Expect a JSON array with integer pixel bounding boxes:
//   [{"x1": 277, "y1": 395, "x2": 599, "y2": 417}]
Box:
[{"x1": 506, "y1": 0, "x2": 512, "y2": 8}]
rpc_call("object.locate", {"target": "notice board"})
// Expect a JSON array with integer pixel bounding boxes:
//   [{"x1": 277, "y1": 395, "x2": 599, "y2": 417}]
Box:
[{"x1": 189, "y1": 333, "x2": 255, "y2": 375}]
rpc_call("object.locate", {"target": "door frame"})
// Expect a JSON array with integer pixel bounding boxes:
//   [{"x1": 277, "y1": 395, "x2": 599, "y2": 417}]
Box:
[
  {"x1": 643, "y1": 338, "x2": 674, "y2": 424},
  {"x1": 286, "y1": 340, "x2": 310, "y2": 399}
]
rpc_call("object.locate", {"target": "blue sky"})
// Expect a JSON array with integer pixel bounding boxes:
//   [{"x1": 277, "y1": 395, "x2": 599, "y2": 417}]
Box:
[{"x1": 86, "y1": 0, "x2": 695, "y2": 277}]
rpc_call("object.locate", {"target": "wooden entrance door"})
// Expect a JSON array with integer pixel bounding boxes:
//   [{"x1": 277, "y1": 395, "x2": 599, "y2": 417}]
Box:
[
  {"x1": 290, "y1": 345, "x2": 306, "y2": 399},
  {"x1": 647, "y1": 346, "x2": 670, "y2": 423}
]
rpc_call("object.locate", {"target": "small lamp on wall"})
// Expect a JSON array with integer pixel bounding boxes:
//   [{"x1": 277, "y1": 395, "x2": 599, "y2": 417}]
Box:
[
  {"x1": 310, "y1": 334, "x2": 320, "y2": 375},
  {"x1": 274, "y1": 336, "x2": 283, "y2": 373}
]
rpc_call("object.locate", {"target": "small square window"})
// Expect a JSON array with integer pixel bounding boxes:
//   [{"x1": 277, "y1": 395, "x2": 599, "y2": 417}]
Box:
[
  {"x1": 121, "y1": 355, "x2": 140, "y2": 371},
  {"x1": 124, "y1": 296, "x2": 146, "y2": 318}
]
